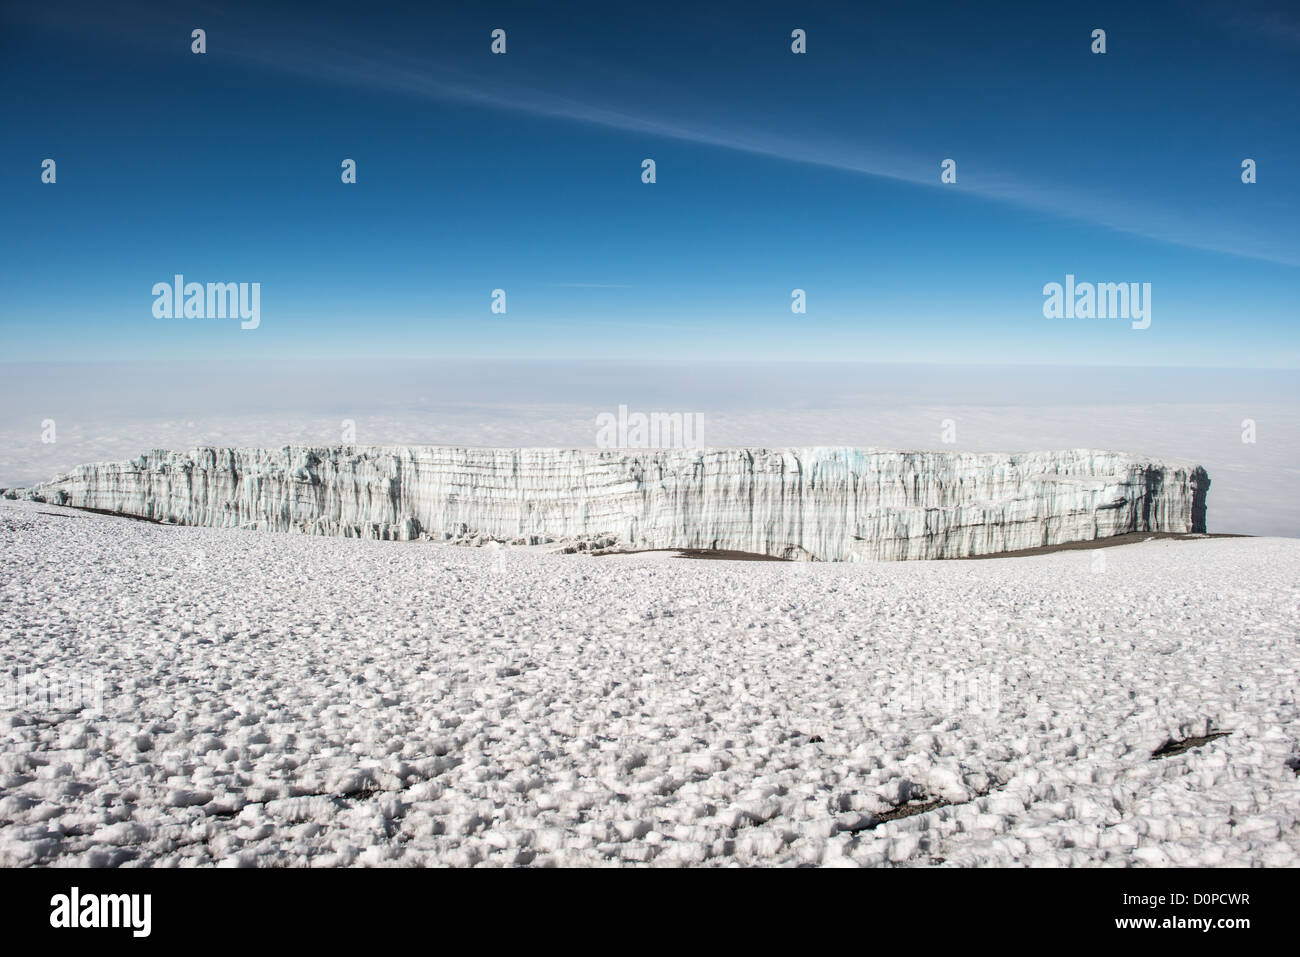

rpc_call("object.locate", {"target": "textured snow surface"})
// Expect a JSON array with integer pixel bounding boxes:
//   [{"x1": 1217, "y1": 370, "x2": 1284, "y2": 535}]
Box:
[
  {"x1": 1, "y1": 500, "x2": 1296, "y2": 868},
  {"x1": 24, "y1": 446, "x2": 1210, "y2": 561}
]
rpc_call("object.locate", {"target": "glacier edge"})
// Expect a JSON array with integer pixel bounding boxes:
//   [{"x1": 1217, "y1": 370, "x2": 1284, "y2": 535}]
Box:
[{"x1": 12, "y1": 446, "x2": 1210, "y2": 561}]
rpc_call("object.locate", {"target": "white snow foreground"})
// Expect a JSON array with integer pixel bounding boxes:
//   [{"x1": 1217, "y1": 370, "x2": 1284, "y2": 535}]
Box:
[
  {"x1": 16, "y1": 445, "x2": 1210, "y2": 560},
  {"x1": 0, "y1": 500, "x2": 1296, "y2": 868}
]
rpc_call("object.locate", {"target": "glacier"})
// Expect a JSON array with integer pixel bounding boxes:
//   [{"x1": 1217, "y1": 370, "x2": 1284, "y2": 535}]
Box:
[
  {"x1": 13, "y1": 446, "x2": 1209, "y2": 561},
  {"x1": 7, "y1": 447, "x2": 1206, "y2": 561}
]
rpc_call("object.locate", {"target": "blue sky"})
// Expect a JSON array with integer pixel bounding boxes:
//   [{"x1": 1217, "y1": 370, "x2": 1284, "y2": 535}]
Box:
[{"x1": 1, "y1": 0, "x2": 1297, "y2": 365}]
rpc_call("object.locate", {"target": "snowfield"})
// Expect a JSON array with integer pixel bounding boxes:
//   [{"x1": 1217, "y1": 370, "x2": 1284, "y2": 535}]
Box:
[{"x1": 1, "y1": 500, "x2": 1296, "y2": 867}]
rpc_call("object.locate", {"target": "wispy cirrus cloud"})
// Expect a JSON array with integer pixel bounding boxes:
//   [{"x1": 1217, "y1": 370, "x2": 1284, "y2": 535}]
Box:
[
  {"x1": 220, "y1": 34, "x2": 1299, "y2": 269},
  {"x1": 10, "y1": 1, "x2": 1298, "y2": 267}
]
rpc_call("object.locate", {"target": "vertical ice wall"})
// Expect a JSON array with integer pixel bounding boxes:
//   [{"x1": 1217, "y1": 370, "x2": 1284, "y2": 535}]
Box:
[{"x1": 20, "y1": 446, "x2": 1210, "y2": 561}]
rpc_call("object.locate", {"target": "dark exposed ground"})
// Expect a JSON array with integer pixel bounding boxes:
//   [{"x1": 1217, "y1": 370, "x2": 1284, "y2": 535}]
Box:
[
  {"x1": 954, "y1": 531, "x2": 1251, "y2": 560},
  {"x1": 1152, "y1": 731, "x2": 1232, "y2": 759},
  {"x1": 600, "y1": 547, "x2": 791, "y2": 562},
  {"x1": 597, "y1": 532, "x2": 1252, "y2": 563}
]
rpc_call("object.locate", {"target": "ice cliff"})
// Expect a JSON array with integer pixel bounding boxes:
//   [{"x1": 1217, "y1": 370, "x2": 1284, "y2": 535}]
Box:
[{"x1": 18, "y1": 446, "x2": 1209, "y2": 561}]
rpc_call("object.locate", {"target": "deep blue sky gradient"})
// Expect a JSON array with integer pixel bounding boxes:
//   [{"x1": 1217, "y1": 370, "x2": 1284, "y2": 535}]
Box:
[{"x1": 1, "y1": 0, "x2": 1296, "y2": 365}]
